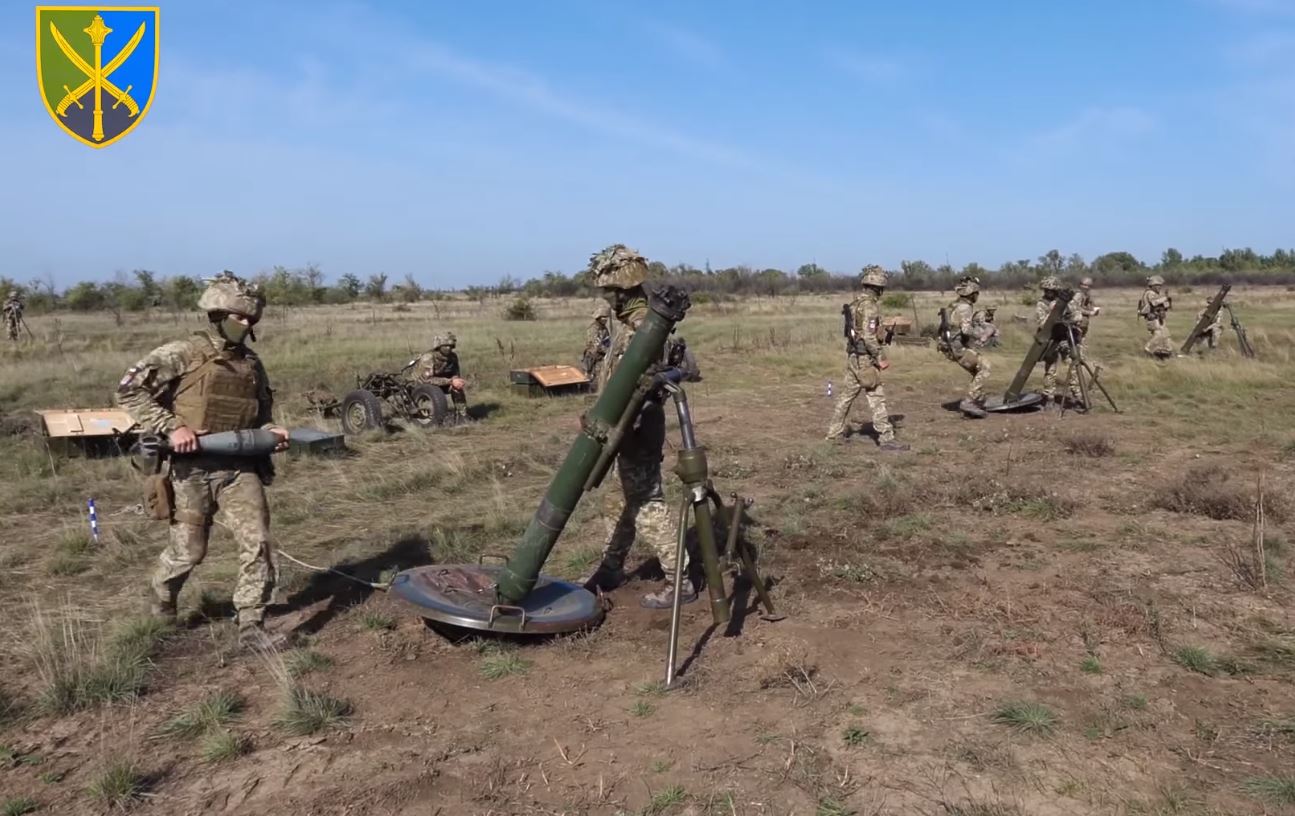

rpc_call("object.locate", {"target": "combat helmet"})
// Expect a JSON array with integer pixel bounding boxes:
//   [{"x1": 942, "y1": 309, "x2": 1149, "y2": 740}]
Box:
[
  {"x1": 442, "y1": 331, "x2": 457, "y2": 349},
  {"x1": 7, "y1": 290, "x2": 17, "y2": 299},
  {"x1": 588, "y1": 244, "x2": 648, "y2": 289},
  {"x1": 859, "y1": 264, "x2": 887, "y2": 288},
  {"x1": 954, "y1": 276, "x2": 981, "y2": 297},
  {"x1": 197, "y1": 271, "x2": 265, "y2": 320},
  {"x1": 593, "y1": 300, "x2": 612, "y2": 320},
  {"x1": 1147, "y1": 275, "x2": 1165, "y2": 287},
  {"x1": 1080, "y1": 277, "x2": 1093, "y2": 288},
  {"x1": 1040, "y1": 275, "x2": 1063, "y2": 292}
]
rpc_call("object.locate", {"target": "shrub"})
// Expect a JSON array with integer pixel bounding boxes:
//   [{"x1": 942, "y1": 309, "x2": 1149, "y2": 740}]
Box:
[{"x1": 503, "y1": 297, "x2": 536, "y2": 321}]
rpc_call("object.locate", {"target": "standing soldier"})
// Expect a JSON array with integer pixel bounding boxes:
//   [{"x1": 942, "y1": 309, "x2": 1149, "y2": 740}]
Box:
[
  {"x1": 3, "y1": 290, "x2": 23, "y2": 342},
  {"x1": 825, "y1": 266, "x2": 910, "y2": 450},
  {"x1": 938, "y1": 275, "x2": 993, "y2": 419},
  {"x1": 1197, "y1": 300, "x2": 1225, "y2": 351},
  {"x1": 113, "y1": 272, "x2": 290, "y2": 648},
  {"x1": 1072, "y1": 276, "x2": 1103, "y2": 372},
  {"x1": 581, "y1": 244, "x2": 695, "y2": 608},
  {"x1": 1138, "y1": 275, "x2": 1174, "y2": 358},
  {"x1": 1036, "y1": 277, "x2": 1084, "y2": 411},
  {"x1": 581, "y1": 301, "x2": 612, "y2": 384},
  {"x1": 413, "y1": 332, "x2": 468, "y2": 416},
  {"x1": 979, "y1": 306, "x2": 1001, "y2": 347}
]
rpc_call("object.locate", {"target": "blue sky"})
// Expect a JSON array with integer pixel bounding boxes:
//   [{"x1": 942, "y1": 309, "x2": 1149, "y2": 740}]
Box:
[{"x1": 2, "y1": 0, "x2": 1293, "y2": 288}]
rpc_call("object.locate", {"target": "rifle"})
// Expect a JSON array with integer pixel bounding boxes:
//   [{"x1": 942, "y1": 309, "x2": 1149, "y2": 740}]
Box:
[
  {"x1": 1225, "y1": 303, "x2": 1256, "y2": 358},
  {"x1": 841, "y1": 302, "x2": 856, "y2": 353},
  {"x1": 1181, "y1": 284, "x2": 1230, "y2": 354}
]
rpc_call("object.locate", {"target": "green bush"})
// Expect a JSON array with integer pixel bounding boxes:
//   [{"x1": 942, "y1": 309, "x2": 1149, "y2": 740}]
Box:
[{"x1": 503, "y1": 297, "x2": 537, "y2": 321}]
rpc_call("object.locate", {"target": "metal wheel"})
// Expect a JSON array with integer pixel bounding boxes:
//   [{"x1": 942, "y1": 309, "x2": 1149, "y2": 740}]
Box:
[
  {"x1": 340, "y1": 389, "x2": 384, "y2": 434},
  {"x1": 409, "y1": 384, "x2": 449, "y2": 428}
]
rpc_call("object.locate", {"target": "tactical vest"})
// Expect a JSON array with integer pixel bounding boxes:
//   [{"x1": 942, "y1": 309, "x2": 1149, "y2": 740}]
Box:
[{"x1": 170, "y1": 335, "x2": 261, "y2": 433}]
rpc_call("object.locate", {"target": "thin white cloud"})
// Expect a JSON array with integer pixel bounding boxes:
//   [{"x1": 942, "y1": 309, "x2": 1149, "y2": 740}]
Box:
[
  {"x1": 642, "y1": 21, "x2": 727, "y2": 70},
  {"x1": 824, "y1": 47, "x2": 907, "y2": 87}
]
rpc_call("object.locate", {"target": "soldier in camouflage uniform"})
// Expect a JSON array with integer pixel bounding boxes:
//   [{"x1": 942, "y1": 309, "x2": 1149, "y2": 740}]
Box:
[
  {"x1": 1138, "y1": 275, "x2": 1174, "y2": 358},
  {"x1": 1071, "y1": 276, "x2": 1102, "y2": 372},
  {"x1": 938, "y1": 275, "x2": 993, "y2": 419},
  {"x1": 825, "y1": 266, "x2": 909, "y2": 450},
  {"x1": 979, "y1": 306, "x2": 1000, "y2": 347},
  {"x1": 581, "y1": 244, "x2": 696, "y2": 609},
  {"x1": 581, "y1": 301, "x2": 612, "y2": 383},
  {"x1": 114, "y1": 272, "x2": 290, "y2": 648},
  {"x1": 413, "y1": 332, "x2": 467, "y2": 414},
  {"x1": 3, "y1": 290, "x2": 23, "y2": 342},
  {"x1": 1196, "y1": 301, "x2": 1225, "y2": 350},
  {"x1": 1036, "y1": 276, "x2": 1085, "y2": 411}
]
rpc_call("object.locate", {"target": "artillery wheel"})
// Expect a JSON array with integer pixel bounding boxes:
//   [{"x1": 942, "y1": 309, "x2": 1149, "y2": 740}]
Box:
[
  {"x1": 340, "y1": 389, "x2": 384, "y2": 434},
  {"x1": 409, "y1": 384, "x2": 449, "y2": 428}
]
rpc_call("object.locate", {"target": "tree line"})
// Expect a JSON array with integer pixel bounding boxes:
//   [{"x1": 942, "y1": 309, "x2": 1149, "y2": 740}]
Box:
[{"x1": 5, "y1": 248, "x2": 1294, "y2": 313}]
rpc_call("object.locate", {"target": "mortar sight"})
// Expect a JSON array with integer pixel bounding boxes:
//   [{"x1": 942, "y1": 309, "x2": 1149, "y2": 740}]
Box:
[{"x1": 389, "y1": 283, "x2": 692, "y2": 636}]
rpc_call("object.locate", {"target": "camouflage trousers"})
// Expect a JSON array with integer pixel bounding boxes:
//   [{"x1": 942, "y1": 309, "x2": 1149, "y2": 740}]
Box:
[
  {"x1": 953, "y1": 349, "x2": 991, "y2": 402},
  {"x1": 1144, "y1": 317, "x2": 1173, "y2": 356},
  {"x1": 1203, "y1": 327, "x2": 1223, "y2": 349},
  {"x1": 597, "y1": 404, "x2": 684, "y2": 579},
  {"x1": 4, "y1": 316, "x2": 17, "y2": 341},
  {"x1": 153, "y1": 460, "x2": 276, "y2": 626},
  {"x1": 825, "y1": 354, "x2": 893, "y2": 442},
  {"x1": 1041, "y1": 347, "x2": 1083, "y2": 401}
]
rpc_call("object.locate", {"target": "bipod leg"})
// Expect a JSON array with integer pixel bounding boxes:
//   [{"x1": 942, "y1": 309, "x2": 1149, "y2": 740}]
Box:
[
  {"x1": 727, "y1": 495, "x2": 782, "y2": 621},
  {"x1": 690, "y1": 487, "x2": 730, "y2": 626},
  {"x1": 1081, "y1": 360, "x2": 1119, "y2": 413},
  {"x1": 20, "y1": 316, "x2": 33, "y2": 341},
  {"x1": 665, "y1": 493, "x2": 691, "y2": 689}
]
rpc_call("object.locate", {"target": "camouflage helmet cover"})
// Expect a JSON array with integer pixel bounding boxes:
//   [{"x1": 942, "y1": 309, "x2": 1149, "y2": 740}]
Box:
[
  {"x1": 1040, "y1": 275, "x2": 1063, "y2": 291},
  {"x1": 1080, "y1": 277, "x2": 1093, "y2": 287},
  {"x1": 1147, "y1": 275, "x2": 1165, "y2": 287},
  {"x1": 197, "y1": 271, "x2": 265, "y2": 320},
  {"x1": 432, "y1": 332, "x2": 456, "y2": 349},
  {"x1": 593, "y1": 300, "x2": 612, "y2": 320},
  {"x1": 859, "y1": 264, "x2": 887, "y2": 288},
  {"x1": 588, "y1": 244, "x2": 648, "y2": 289},
  {"x1": 7, "y1": 290, "x2": 18, "y2": 298},
  {"x1": 954, "y1": 275, "x2": 981, "y2": 297}
]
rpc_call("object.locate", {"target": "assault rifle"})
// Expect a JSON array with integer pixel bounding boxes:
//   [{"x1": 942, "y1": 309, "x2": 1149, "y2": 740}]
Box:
[{"x1": 841, "y1": 302, "x2": 855, "y2": 352}]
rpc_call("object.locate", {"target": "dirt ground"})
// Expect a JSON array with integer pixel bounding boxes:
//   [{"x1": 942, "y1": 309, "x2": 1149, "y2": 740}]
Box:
[{"x1": 1, "y1": 287, "x2": 1292, "y2": 815}]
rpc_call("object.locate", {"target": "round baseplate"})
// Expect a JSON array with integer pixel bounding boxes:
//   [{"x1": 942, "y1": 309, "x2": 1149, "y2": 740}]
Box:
[
  {"x1": 389, "y1": 564, "x2": 605, "y2": 635},
  {"x1": 982, "y1": 392, "x2": 1046, "y2": 413}
]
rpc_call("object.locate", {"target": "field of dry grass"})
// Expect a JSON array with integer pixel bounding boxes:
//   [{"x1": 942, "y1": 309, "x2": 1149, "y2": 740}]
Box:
[{"x1": 1, "y1": 285, "x2": 1293, "y2": 815}]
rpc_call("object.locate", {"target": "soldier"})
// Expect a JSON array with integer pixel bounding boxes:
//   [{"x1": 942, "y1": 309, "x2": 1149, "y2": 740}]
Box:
[
  {"x1": 939, "y1": 275, "x2": 993, "y2": 418},
  {"x1": 1071, "y1": 276, "x2": 1103, "y2": 372},
  {"x1": 413, "y1": 332, "x2": 467, "y2": 415},
  {"x1": 1036, "y1": 276, "x2": 1084, "y2": 411},
  {"x1": 666, "y1": 331, "x2": 701, "y2": 382},
  {"x1": 825, "y1": 266, "x2": 910, "y2": 450},
  {"x1": 3, "y1": 290, "x2": 23, "y2": 342},
  {"x1": 581, "y1": 244, "x2": 695, "y2": 609},
  {"x1": 581, "y1": 301, "x2": 612, "y2": 383},
  {"x1": 1197, "y1": 301, "x2": 1225, "y2": 350},
  {"x1": 1137, "y1": 275, "x2": 1174, "y2": 358},
  {"x1": 113, "y1": 272, "x2": 290, "y2": 648},
  {"x1": 979, "y1": 306, "x2": 1001, "y2": 347}
]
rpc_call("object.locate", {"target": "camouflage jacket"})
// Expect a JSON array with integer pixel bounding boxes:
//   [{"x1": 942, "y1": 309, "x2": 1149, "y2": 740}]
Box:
[
  {"x1": 2, "y1": 298, "x2": 21, "y2": 319},
  {"x1": 946, "y1": 297, "x2": 992, "y2": 351},
  {"x1": 1035, "y1": 297, "x2": 1080, "y2": 329},
  {"x1": 583, "y1": 317, "x2": 610, "y2": 363},
  {"x1": 113, "y1": 328, "x2": 275, "y2": 435},
  {"x1": 1073, "y1": 291, "x2": 1098, "y2": 329},
  {"x1": 413, "y1": 348, "x2": 460, "y2": 386},
  {"x1": 1138, "y1": 288, "x2": 1170, "y2": 318},
  {"x1": 845, "y1": 291, "x2": 886, "y2": 365},
  {"x1": 597, "y1": 297, "x2": 692, "y2": 393}
]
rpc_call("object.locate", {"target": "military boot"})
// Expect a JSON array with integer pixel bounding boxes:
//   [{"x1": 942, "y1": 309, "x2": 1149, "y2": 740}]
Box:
[
  {"x1": 150, "y1": 598, "x2": 178, "y2": 624},
  {"x1": 237, "y1": 620, "x2": 289, "y2": 652},
  {"x1": 958, "y1": 399, "x2": 988, "y2": 419},
  {"x1": 581, "y1": 562, "x2": 627, "y2": 593},
  {"x1": 640, "y1": 579, "x2": 698, "y2": 610}
]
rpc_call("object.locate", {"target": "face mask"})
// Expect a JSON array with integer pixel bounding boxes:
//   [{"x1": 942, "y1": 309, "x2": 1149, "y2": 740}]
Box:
[{"x1": 218, "y1": 317, "x2": 252, "y2": 345}]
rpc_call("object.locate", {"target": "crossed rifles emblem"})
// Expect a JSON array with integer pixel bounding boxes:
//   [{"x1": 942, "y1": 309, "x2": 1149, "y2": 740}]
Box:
[{"x1": 49, "y1": 15, "x2": 145, "y2": 142}]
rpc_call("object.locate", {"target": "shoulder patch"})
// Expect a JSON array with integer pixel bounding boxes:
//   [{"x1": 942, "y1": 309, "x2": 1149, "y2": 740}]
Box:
[{"x1": 117, "y1": 365, "x2": 145, "y2": 393}]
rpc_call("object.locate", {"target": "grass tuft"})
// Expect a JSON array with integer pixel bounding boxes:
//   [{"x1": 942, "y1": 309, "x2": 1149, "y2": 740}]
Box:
[
  {"x1": 86, "y1": 759, "x2": 147, "y2": 810},
  {"x1": 274, "y1": 686, "x2": 351, "y2": 736},
  {"x1": 200, "y1": 729, "x2": 250, "y2": 763},
  {"x1": 1242, "y1": 775, "x2": 1295, "y2": 806},
  {"x1": 816, "y1": 799, "x2": 857, "y2": 816},
  {"x1": 285, "y1": 649, "x2": 333, "y2": 678},
  {"x1": 1, "y1": 797, "x2": 38, "y2": 816},
  {"x1": 479, "y1": 650, "x2": 531, "y2": 680},
  {"x1": 158, "y1": 690, "x2": 244, "y2": 740},
  {"x1": 633, "y1": 681, "x2": 668, "y2": 698},
  {"x1": 841, "y1": 725, "x2": 870, "y2": 747},
  {"x1": 642, "y1": 784, "x2": 686, "y2": 815},
  {"x1": 1080, "y1": 655, "x2": 1102, "y2": 674},
  {"x1": 1173, "y1": 646, "x2": 1217, "y2": 676},
  {"x1": 630, "y1": 700, "x2": 656, "y2": 718},
  {"x1": 1154, "y1": 467, "x2": 1287, "y2": 522},
  {"x1": 358, "y1": 610, "x2": 396, "y2": 631},
  {"x1": 992, "y1": 701, "x2": 1057, "y2": 736},
  {"x1": 1063, "y1": 432, "x2": 1115, "y2": 458},
  {"x1": 28, "y1": 604, "x2": 167, "y2": 715}
]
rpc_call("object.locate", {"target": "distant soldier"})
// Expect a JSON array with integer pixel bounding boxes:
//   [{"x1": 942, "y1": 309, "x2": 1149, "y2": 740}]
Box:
[
  {"x1": 582, "y1": 301, "x2": 612, "y2": 382},
  {"x1": 1197, "y1": 301, "x2": 1225, "y2": 350},
  {"x1": 3, "y1": 290, "x2": 23, "y2": 342},
  {"x1": 666, "y1": 332, "x2": 701, "y2": 382},
  {"x1": 939, "y1": 275, "x2": 993, "y2": 418},
  {"x1": 582, "y1": 244, "x2": 696, "y2": 608},
  {"x1": 1137, "y1": 275, "x2": 1174, "y2": 358},
  {"x1": 1036, "y1": 276, "x2": 1084, "y2": 411},
  {"x1": 413, "y1": 332, "x2": 467, "y2": 415},
  {"x1": 825, "y1": 265, "x2": 910, "y2": 450},
  {"x1": 113, "y1": 272, "x2": 290, "y2": 649},
  {"x1": 978, "y1": 306, "x2": 1001, "y2": 347},
  {"x1": 1072, "y1": 276, "x2": 1103, "y2": 372}
]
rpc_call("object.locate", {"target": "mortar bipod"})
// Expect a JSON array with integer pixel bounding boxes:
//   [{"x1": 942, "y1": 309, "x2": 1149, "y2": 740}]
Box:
[
  {"x1": 663, "y1": 384, "x2": 781, "y2": 689},
  {"x1": 1060, "y1": 324, "x2": 1119, "y2": 415}
]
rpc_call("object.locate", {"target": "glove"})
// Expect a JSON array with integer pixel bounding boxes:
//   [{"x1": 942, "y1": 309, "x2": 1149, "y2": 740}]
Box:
[
  {"x1": 450, "y1": 377, "x2": 466, "y2": 391},
  {"x1": 653, "y1": 368, "x2": 685, "y2": 388}
]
